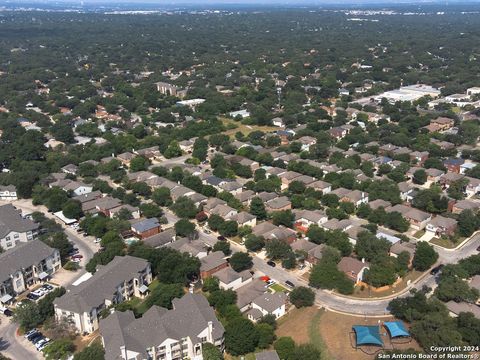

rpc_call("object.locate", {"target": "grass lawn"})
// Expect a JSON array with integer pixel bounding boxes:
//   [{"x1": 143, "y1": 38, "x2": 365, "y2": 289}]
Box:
[
  {"x1": 269, "y1": 283, "x2": 288, "y2": 293},
  {"x1": 220, "y1": 117, "x2": 278, "y2": 137},
  {"x1": 135, "y1": 279, "x2": 160, "y2": 315},
  {"x1": 319, "y1": 311, "x2": 422, "y2": 360},
  {"x1": 352, "y1": 270, "x2": 423, "y2": 299},
  {"x1": 308, "y1": 310, "x2": 332, "y2": 360},
  {"x1": 430, "y1": 237, "x2": 462, "y2": 249},
  {"x1": 413, "y1": 229, "x2": 425, "y2": 239}
]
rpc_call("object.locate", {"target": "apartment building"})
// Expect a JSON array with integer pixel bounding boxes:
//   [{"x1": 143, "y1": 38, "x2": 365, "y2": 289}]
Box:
[
  {"x1": 0, "y1": 240, "x2": 61, "y2": 303},
  {"x1": 100, "y1": 293, "x2": 225, "y2": 360},
  {"x1": 0, "y1": 204, "x2": 39, "y2": 250},
  {"x1": 54, "y1": 256, "x2": 152, "y2": 334}
]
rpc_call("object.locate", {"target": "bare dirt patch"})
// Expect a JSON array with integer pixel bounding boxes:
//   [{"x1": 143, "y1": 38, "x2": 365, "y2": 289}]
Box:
[
  {"x1": 319, "y1": 311, "x2": 422, "y2": 360},
  {"x1": 276, "y1": 306, "x2": 319, "y2": 344}
]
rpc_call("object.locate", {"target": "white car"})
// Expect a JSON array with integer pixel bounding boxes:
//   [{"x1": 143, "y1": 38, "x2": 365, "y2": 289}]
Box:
[
  {"x1": 35, "y1": 338, "x2": 50, "y2": 351},
  {"x1": 94, "y1": 238, "x2": 102, "y2": 244}
]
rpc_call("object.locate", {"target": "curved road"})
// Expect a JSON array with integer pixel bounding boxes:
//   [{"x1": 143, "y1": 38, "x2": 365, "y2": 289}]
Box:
[{"x1": 246, "y1": 233, "x2": 480, "y2": 316}]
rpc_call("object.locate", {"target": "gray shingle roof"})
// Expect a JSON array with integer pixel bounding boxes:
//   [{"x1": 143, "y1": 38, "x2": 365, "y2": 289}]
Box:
[
  {"x1": 0, "y1": 204, "x2": 39, "y2": 238},
  {"x1": 54, "y1": 256, "x2": 149, "y2": 314},
  {"x1": 100, "y1": 293, "x2": 224, "y2": 360},
  {"x1": 0, "y1": 240, "x2": 56, "y2": 283}
]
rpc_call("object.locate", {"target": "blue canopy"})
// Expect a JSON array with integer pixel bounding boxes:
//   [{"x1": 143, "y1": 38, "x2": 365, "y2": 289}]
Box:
[
  {"x1": 384, "y1": 321, "x2": 410, "y2": 338},
  {"x1": 352, "y1": 326, "x2": 383, "y2": 347}
]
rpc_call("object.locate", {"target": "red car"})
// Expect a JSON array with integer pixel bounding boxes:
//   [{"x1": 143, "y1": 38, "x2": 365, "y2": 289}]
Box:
[{"x1": 71, "y1": 254, "x2": 83, "y2": 260}]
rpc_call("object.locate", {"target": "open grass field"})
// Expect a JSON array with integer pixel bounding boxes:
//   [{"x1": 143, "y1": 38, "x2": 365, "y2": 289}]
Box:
[
  {"x1": 220, "y1": 117, "x2": 279, "y2": 137},
  {"x1": 318, "y1": 311, "x2": 422, "y2": 360}
]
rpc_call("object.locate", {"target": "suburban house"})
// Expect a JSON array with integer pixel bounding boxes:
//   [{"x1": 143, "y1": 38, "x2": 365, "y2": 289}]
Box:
[
  {"x1": 265, "y1": 196, "x2": 292, "y2": 212},
  {"x1": 340, "y1": 190, "x2": 369, "y2": 207},
  {"x1": 0, "y1": 240, "x2": 61, "y2": 303},
  {"x1": 246, "y1": 292, "x2": 288, "y2": 322},
  {"x1": 426, "y1": 216, "x2": 458, "y2": 237},
  {"x1": 228, "y1": 212, "x2": 257, "y2": 228},
  {"x1": 168, "y1": 238, "x2": 209, "y2": 259},
  {"x1": 54, "y1": 256, "x2": 152, "y2": 334},
  {"x1": 293, "y1": 209, "x2": 328, "y2": 232},
  {"x1": 99, "y1": 293, "x2": 225, "y2": 360},
  {"x1": 386, "y1": 204, "x2": 432, "y2": 230},
  {"x1": 452, "y1": 199, "x2": 480, "y2": 214},
  {"x1": 0, "y1": 204, "x2": 39, "y2": 250},
  {"x1": 117, "y1": 152, "x2": 136, "y2": 167},
  {"x1": 61, "y1": 163, "x2": 78, "y2": 175},
  {"x1": 446, "y1": 301, "x2": 480, "y2": 320},
  {"x1": 337, "y1": 257, "x2": 369, "y2": 284},
  {"x1": 213, "y1": 267, "x2": 253, "y2": 290},
  {"x1": 307, "y1": 180, "x2": 332, "y2": 194},
  {"x1": 130, "y1": 218, "x2": 162, "y2": 239},
  {"x1": 443, "y1": 159, "x2": 465, "y2": 174},
  {"x1": 50, "y1": 179, "x2": 93, "y2": 196},
  {"x1": 0, "y1": 185, "x2": 18, "y2": 201},
  {"x1": 200, "y1": 251, "x2": 229, "y2": 279}
]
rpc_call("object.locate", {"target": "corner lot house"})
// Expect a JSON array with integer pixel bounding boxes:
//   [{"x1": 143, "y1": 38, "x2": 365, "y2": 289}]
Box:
[
  {"x1": 247, "y1": 292, "x2": 288, "y2": 322},
  {"x1": 100, "y1": 293, "x2": 225, "y2": 360},
  {"x1": 0, "y1": 240, "x2": 60, "y2": 303},
  {"x1": 54, "y1": 256, "x2": 152, "y2": 334},
  {"x1": 0, "y1": 204, "x2": 39, "y2": 250},
  {"x1": 337, "y1": 257, "x2": 369, "y2": 285}
]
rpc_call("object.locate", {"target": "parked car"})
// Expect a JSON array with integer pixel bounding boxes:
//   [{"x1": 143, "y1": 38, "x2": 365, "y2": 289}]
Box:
[
  {"x1": 266, "y1": 279, "x2": 276, "y2": 286},
  {"x1": 41, "y1": 284, "x2": 54, "y2": 291},
  {"x1": 27, "y1": 293, "x2": 40, "y2": 301},
  {"x1": 35, "y1": 338, "x2": 50, "y2": 350},
  {"x1": 28, "y1": 333, "x2": 44, "y2": 343},
  {"x1": 217, "y1": 235, "x2": 226, "y2": 241},
  {"x1": 430, "y1": 264, "x2": 444, "y2": 276},
  {"x1": 71, "y1": 254, "x2": 83, "y2": 260},
  {"x1": 94, "y1": 238, "x2": 102, "y2": 244},
  {"x1": 204, "y1": 229, "x2": 212, "y2": 234},
  {"x1": 285, "y1": 280, "x2": 295, "y2": 288},
  {"x1": 0, "y1": 307, "x2": 13, "y2": 317},
  {"x1": 477, "y1": 245, "x2": 480, "y2": 252},
  {"x1": 24, "y1": 329, "x2": 39, "y2": 339},
  {"x1": 267, "y1": 261, "x2": 276, "y2": 267},
  {"x1": 72, "y1": 258, "x2": 81, "y2": 263}
]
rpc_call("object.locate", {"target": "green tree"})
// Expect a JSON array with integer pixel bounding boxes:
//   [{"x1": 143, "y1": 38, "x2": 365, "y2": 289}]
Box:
[
  {"x1": 412, "y1": 169, "x2": 427, "y2": 185},
  {"x1": 174, "y1": 219, "x2": 196, "y2": 238},
  {"x1": 250, "y1": 197, "x2": 267, "y2": 219},
  {"x1": 244, "y1": 234, "x2": 265, "y2": 252},
  {"x1": 164, "y1": 140, "x2": 182, "y2": 159},
  {"x1": 274, "y1": 337, "x2": 295, "y2": 360},
  {"x1": 129, "y1": 156, "x2": 150, "y2": 172},
  {"x1": 272, "y1": 210, "x2": 294, "y2": 228},
  {"x1": 42, "y1": 338, "x2": 75, "y2": 360},
  {"x1": 225, "y1": 317, "x2": 258, "y2": 355},
  {"x1": 289, "y1": 286, "x2": 315, "y2": 308},
  {"x1": 152, "y1": 187, "x2": 172, "y2": 206},
  {"x1": 229, "y1": 252, "x2": 253, "y2": 272},
  {"x1": 171, "y1": 196, "x2": 198, "y2": 218},
  {"x1": 144, "y1": 283, "x2": 184, "y2": 310},
  {"x1": 256, "y1": 323, "x2": 275, "y2": 349},
  {"x1": 413, "y1": 242, "x2": 439, "y2": 271},
  {"x1": 265, "y1": 239, "x2": 292, "y2": 261},
  {"x1": 62, "y1": 199, "x2": 83, "y2": 219},
  {"x1": 73, "y1": 342, "x2": 105, "y2": 360},
  {"x1": 213, "y1": 241, "x2": 231, "y2": 256},
  {"x1": 218, "y1": 220, "x2": 238, "y2": 237},
  {"x1": 202, "y1": 343, "x2": 223, "y2": 360}
]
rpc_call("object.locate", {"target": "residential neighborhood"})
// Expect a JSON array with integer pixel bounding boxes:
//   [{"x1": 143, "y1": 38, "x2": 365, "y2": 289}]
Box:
[{"x1": 0, "y1": 3, "x2": 480, "y2": 360}]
